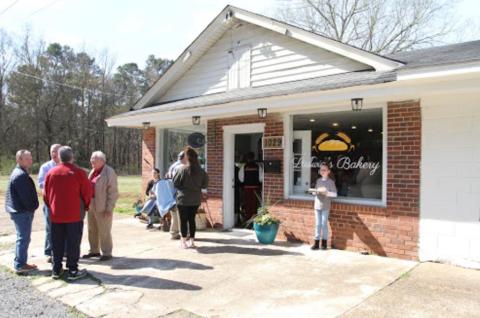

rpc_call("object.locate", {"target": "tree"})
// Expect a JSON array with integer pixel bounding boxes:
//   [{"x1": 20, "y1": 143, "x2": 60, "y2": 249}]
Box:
[
  {"x1": 144, "y1": 54, "x2": 172, "y2": 88},
  {"x1": 0, "y1": 27, "x2": 173, "y2": 174},
  {"x1": 276, "y1": 0, "x2": 461, "y2": 54},
  {"x1": 0, "y1": 29, "x2": 15, "y2": 152}
]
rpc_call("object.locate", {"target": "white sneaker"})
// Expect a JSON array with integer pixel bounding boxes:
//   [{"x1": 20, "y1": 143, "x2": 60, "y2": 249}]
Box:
[
  {"x1": 67, "y1": 268, "x2": 87, "y2": 281},
  {"x1": 180, "y1": 238, "x2": 188, "y2": 249},
  {"x1": 187, "y1": 238, "x2": 196, "y2": 248}
]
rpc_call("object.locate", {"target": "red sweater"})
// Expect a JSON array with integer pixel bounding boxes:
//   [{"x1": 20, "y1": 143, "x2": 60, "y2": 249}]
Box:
[{"x1": 44, "y1": 163, "x2": 92, "y2": 223}]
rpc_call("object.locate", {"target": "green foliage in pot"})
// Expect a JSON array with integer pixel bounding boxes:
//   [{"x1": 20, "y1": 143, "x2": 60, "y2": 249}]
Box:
[{"x1": 246, "y1": 193, "x2": 281, "y2": 226}]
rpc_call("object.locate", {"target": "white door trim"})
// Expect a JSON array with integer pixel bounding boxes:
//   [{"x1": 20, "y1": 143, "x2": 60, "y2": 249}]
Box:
[{"x1": 223, "y1": 123, "x2": 265, "y2": 229}]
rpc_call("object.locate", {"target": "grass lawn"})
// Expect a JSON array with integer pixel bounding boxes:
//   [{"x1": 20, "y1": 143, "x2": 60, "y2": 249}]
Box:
[{"x1": 0, "y1": 174, "x2": 142, "y2": 216}]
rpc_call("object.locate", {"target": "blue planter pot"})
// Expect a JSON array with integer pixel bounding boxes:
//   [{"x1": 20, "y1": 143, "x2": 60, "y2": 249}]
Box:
[{"x1": 253, "y1": 222, "x2": 279, "y2": 244}]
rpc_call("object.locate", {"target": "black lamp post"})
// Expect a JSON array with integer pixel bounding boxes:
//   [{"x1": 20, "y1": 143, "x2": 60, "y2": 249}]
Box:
[
  {"x1": 351, "y1": 98, "x2": 363, "y2": 111},
  {"x1": 257, "y1": 108, "x2": 267, "y2": 119}
]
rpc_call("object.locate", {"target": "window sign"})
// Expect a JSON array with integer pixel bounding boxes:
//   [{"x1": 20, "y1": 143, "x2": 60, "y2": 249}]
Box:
[
  {"x1": 292, "y1": 109, "x2": 383, "y2": 200},
  {"x1": 163, "y1": 128, "x2": 206, "y2": 173}
]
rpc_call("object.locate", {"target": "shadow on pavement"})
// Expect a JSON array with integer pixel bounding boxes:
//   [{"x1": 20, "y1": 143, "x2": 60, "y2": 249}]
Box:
[
  {"x1": 86, "y1": 271, "x2": 202, "y2": 290},
  {"x1": 196, "y1": 237, "x2": 303, "y2": 248},
  {"x1": 195, "y1": 245, "x2": 302, "y2": 256},
  {"x1": 195, "y1": 238, "x2": 258, "y2": 246},
  {"x1": 96, "y1": 257, "x2": 215, "y2": 271}
]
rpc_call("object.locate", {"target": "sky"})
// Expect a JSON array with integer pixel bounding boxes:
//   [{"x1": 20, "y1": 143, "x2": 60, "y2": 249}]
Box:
[{"x1": 0, "y1": 0, "x2": 479, "y2": 68}]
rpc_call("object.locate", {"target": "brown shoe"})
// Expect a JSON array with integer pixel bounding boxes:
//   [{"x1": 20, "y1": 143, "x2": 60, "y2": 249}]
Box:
[
  {"x1": 99, "y1": 255, "x2": 112, "y2": 261},
  {"x1": 46, "y1": 256, "x2": 52, "y2": 264},
  {"x1": 15, "y1": 264, "x2": 37, "y2": 274}
]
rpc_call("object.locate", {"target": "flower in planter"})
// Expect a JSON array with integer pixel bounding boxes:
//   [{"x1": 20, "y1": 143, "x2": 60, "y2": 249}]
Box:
[{"x1": 246, "y1": 193, "x2": 281, "y2": 226}]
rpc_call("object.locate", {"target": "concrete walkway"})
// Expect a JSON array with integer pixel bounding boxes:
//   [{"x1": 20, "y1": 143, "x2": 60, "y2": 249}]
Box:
[{"x1": 0, "y1": 214, "x2": 418, "y2": 318}]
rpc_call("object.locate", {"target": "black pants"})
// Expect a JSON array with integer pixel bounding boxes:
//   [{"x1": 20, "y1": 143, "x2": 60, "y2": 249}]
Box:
[
  {"x1": 178, "y1": 205, "x2": 198, "y2": 239},
  {"x1": 51, "y1": 221, "x2": 83, "y2": 273}
]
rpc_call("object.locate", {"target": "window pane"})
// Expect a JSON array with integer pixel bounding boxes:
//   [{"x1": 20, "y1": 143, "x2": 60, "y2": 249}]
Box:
[
  {"x1": 163, "y1": 128, "x2": 206, "y2": 173},
  {"x1": 292, "y1": 109, "x2": 383, "y2": 200}
]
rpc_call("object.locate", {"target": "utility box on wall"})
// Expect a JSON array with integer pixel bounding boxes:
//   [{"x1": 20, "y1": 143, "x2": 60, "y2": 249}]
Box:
[{"x1": 263, "y1": 160, "x2": 281, "y2": 173}]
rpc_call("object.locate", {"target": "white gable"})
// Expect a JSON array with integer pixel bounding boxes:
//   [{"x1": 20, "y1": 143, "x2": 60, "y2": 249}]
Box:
[{"x1": 156, "y1": 22, "x2": 371, "y2": 104}]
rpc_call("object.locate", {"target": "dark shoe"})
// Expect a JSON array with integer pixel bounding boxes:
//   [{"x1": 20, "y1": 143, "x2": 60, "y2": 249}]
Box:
[
  {"x1": 99, "y1": 255, "x2": 112, "y2": 261},
  {"x1": 82, "y1": 252, "x2": 101, "y2": 259},
  {"x1": 321, "y1": 239, "x2": 328, "y2": 250},
  {"x1": 311, "y1": 240, "x2": 320, "y2": 250},
  {"x1": 52, "y1": 269, "x2": 64, "y2": 280},
  {"x1": 146, "y1": 224, "x2": 154, "y2": 229},
  {"x1": 46, "y1": 256, "x2": 52, "y2": 264},
  {"x1": 67, "y1": 269, "x2": 87, "y2": 281},
  {"x1": 170, "y1": 234, "x2": 181, "y2": 240},
  {"x1": 15, "y1": 264, "x2": 37, "y2": 274}
]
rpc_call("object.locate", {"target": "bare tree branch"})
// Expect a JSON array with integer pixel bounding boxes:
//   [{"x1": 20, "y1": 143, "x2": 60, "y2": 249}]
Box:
[{"x1": 276, "y1": 0, "x2": 464, "y2": 54}]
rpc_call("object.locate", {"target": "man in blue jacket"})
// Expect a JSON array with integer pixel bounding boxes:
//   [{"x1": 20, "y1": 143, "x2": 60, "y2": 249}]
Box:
[{"x1": 5, "y1": 150, "x2": 39, "y2": 274}]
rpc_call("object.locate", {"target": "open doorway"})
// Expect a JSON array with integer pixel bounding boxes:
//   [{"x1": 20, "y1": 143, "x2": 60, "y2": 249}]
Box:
[
  {"x1": 223, "y1": 123, "x2": 264, "y2": 230},
  {"x1": 234, "y1": 133, "x2": 264, "y2": 228}
]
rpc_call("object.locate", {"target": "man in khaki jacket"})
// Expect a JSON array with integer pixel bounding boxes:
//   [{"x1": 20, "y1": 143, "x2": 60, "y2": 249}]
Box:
[{"x1": 82, "y1": 151, "x2": 119, "y2": 261}]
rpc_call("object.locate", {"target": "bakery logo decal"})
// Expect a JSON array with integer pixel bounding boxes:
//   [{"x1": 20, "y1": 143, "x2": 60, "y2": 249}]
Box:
[
  {"x1": 294, "y1": 131, "x2": 381, "y2": 176},
  {"x1": 312, "y1": 132, "x2": 355, "y2": 152}
]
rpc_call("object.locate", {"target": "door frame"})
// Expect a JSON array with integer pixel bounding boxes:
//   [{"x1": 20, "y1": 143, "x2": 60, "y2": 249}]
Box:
[
  {"x1": 292, "y1": 130, "x2": 312, "y2": 194},
  {"x1": 223, "y1": 123, "x2": 265, "y2": 229}
]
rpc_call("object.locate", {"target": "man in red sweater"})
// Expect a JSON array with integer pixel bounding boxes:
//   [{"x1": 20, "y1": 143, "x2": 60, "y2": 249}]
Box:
[{"x1": 44, "y1": 146, "x2": 92, "y2": 281}]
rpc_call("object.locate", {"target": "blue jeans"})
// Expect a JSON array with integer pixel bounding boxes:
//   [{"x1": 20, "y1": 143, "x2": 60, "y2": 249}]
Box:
[
  {"x1": 10, "y1": 212, "x2": 34, "y2": 270},
  {"x1": 314, "y1": 209, "x2": 330, "y2": 240},
  {"x1": 43, "y1": 205, "x2": 52, "y2": 256}
]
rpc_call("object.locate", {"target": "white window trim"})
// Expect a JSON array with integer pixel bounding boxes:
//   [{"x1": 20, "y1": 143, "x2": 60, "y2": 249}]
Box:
[
  {"x1": 283, "y1": 104, "x2": 388, "y2": 207},
  {"x1": 155, "y1": 127, "x2": 164, "y2": 175}
]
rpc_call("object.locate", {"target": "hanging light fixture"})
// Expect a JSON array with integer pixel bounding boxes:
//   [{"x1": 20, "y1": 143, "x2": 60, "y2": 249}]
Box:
[
  {"x1": 142, "y1": 122, "x2": 151, "y2": 130},
  {"x1": 351, "y1": 98, "x2": 363, "y2": 111},
  {"x1": 192, "y1": 116, "x2": 201, "y2": 126},
  {"x1": 257, "y1": 108, "x2": 267, "y2": 119}
]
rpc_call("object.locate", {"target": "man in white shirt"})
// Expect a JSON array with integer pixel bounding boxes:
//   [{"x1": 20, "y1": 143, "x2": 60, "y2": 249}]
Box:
[
  {"x1": 38, "y1": 144, "x2": 61, "y2": 263},
  {"x1": 166, "y1": 151, "x2": 186, "y2": 239}
]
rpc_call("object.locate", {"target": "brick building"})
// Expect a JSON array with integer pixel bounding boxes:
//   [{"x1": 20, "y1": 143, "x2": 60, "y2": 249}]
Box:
[{"x1": 108, "y1": 6, "x2": 480, "y2": 266}]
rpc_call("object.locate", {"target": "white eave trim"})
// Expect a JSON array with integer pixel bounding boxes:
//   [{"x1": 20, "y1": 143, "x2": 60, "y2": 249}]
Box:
[
  {"x1": 397, "y1": 61, "x2": 480, "y2": 81},
  {"x1": 106, "y1": 72, "x2": 480, "y2": 129}
]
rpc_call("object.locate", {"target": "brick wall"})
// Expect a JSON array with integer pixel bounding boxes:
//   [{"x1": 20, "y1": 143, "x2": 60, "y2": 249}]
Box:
[
  {"x1": 141, "y1": 127, "x2": 156, "y2": 193},
  {"x1": 140, "y1": 101, "x2": 421, "y2": 260},
  {"x1": 205, "y1": 113, "x2": 284, "y2": 226},
  {"x1": 203, "y1": 101, "x2": 421, "y2": 260}
]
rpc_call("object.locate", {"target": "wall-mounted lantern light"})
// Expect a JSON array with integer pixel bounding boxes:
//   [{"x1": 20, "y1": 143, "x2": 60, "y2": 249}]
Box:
[
  {"x1": 142, "y1": 122, "x2": 151, "y2": 130},
  {"x1": 351, "y1": 98, "x2": 363, "y2": 111},
  {"x1": 257, "y1": 108, "x2": 268, "y2": 119},
  {"x1": 192, "y1": 116, "x2": 201, "y2": 126}
]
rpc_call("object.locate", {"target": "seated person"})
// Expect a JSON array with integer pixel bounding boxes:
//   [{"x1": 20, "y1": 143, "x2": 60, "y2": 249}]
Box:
[{"x1": 140, "y1": 168, "x2": 161, "y2": 229}]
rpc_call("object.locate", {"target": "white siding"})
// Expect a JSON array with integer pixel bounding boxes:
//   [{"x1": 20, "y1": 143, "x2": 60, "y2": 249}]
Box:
[
  {"x1": 158, "y1": 22, "x2": 369, "y2": 103},
  {"x1": 420, "y1": 92, "x2": 480, "y2": 268}
]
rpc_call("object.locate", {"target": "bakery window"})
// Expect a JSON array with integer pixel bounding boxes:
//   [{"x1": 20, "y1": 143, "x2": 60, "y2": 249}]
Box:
[{"x1": 291, "y1": 108, "x2": 384, "y2": 201}]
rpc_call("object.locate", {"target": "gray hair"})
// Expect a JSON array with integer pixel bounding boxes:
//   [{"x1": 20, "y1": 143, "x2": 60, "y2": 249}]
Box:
[
  {"x1": 16, "y1": 149, "x2": 31, "y2": 162},
  {"x1": 50, "y1": 144, "x2": 62, "y2": 152},
  {"x1": 91, "y1": 151, "x2": 106, "y2": 162},
  {"x1": 59, "y1": 146, "x2": 74, "y2": 163}
]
